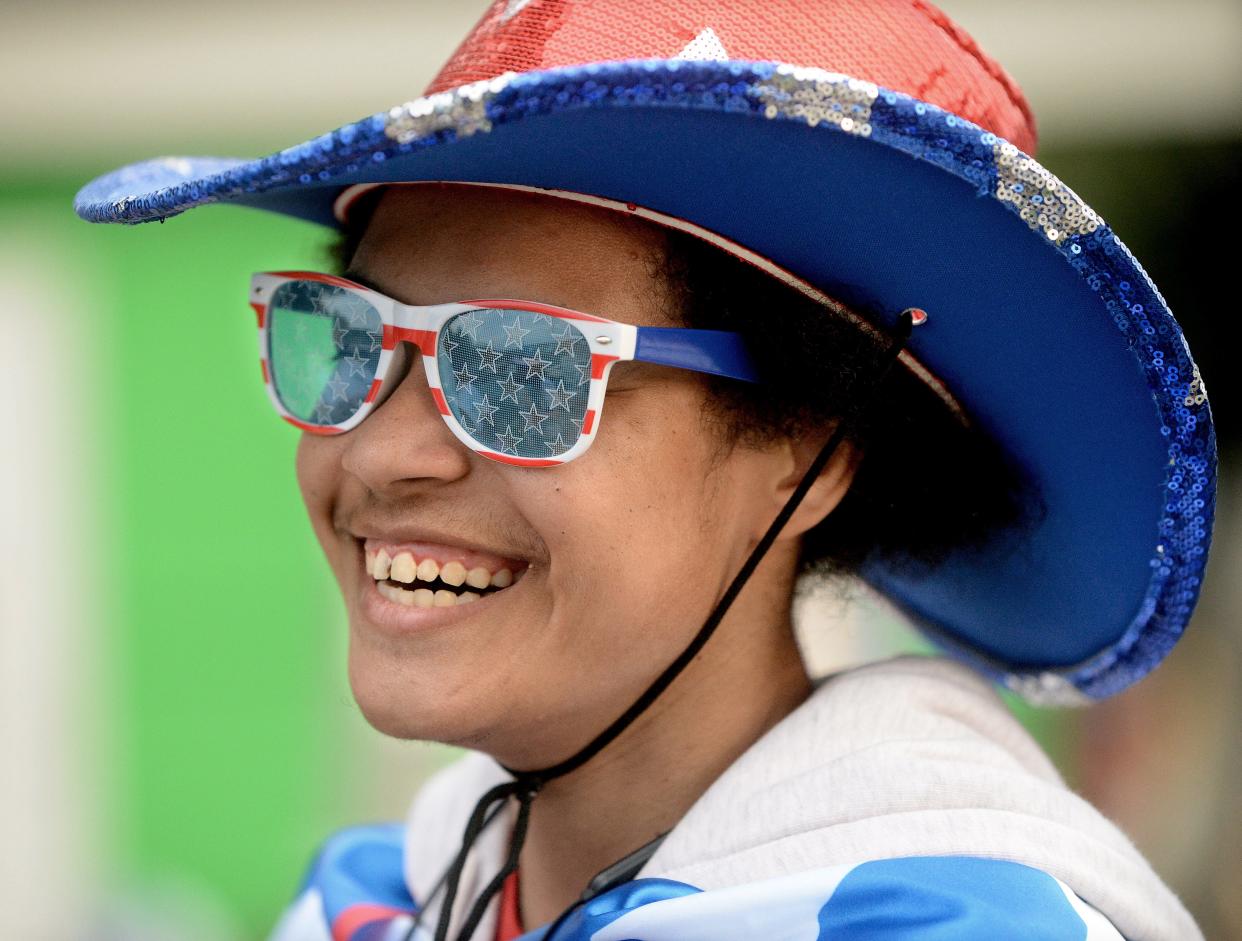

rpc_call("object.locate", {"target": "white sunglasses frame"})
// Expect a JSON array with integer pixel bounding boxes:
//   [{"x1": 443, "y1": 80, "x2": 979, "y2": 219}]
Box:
[{"x1": 251, "y1": 270, "x2": 712, "y2": 466}]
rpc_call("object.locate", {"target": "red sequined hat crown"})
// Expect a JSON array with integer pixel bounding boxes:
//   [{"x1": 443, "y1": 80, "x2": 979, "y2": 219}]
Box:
[{"x1": 428, "y1": 0, "x2": 1037, "y2": 154}]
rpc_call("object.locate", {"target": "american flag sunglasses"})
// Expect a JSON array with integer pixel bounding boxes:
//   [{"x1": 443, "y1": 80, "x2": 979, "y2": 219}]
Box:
[{"x1": 251, "y1": 271, "x2": 758, "y2": 466}]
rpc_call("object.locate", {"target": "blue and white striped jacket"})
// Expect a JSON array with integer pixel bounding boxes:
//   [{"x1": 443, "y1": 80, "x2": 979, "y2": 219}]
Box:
[{"x1": 270, "y1": 658, "x2": 1199, "y2": 940}]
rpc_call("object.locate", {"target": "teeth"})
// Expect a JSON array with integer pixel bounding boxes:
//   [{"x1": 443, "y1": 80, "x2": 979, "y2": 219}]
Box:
[
  {"x1": 378, "y1": 579, "x2": 490, "y2": 610},
  {"x1": 371, "y1": 546, "x2": 523, "y2": 595},
  {"x1": 378, "y1": 582, "x2": 417, "y2": 606},
  {"x1": 374, "y1": 550, "x2": 391, "y2": 580},
  {"x1": 390, "y1": 552, "x2": 417, "y2": 583}
]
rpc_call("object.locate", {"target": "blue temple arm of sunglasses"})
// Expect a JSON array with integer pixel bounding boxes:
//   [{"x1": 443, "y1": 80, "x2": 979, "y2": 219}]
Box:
[{"x1": 633, "y1": 327, "x2": 759, "y2": 383}]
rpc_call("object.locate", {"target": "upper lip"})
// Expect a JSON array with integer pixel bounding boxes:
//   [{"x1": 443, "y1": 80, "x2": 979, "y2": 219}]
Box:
[{"x1": 345, "y1": 519, "x2": 533, "y2": 564}]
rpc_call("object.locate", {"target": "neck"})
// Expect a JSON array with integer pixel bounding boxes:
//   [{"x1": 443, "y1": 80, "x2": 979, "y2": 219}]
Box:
[{"x1": 514, "y1": 555, "x2": 813, "y2": 929}]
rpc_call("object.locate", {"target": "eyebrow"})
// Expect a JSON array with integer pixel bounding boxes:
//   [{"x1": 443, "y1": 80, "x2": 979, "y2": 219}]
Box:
[{"x1": 342, "y1": 268, "x2": 386, "y2": 294}]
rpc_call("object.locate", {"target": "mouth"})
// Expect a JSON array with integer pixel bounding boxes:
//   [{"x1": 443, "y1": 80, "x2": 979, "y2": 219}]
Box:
[{"x1": 362, "y1": 538, "x2": 529, "y2": 609}]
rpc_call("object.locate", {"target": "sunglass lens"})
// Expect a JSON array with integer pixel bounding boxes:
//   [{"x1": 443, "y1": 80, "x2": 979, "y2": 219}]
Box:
[
  {"x1": 437, "y1": 309, "x2": 593, "y2": 459},
  {"x1": 266, "y1": 281, "x2": 383, "y2": 426}
]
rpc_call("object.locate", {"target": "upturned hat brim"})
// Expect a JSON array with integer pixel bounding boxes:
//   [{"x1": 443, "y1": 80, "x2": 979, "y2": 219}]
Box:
[{"x1": 75, "y1": 59, "x2": 1216, "y2": 704}]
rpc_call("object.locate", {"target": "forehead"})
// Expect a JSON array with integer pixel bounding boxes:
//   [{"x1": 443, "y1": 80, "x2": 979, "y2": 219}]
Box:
[{"x1": 349, "y1": 184, "x2": 679, "y2": 327}]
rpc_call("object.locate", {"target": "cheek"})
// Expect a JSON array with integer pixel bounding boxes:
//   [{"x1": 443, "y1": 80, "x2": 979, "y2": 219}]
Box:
[
  {"x1": 538, "y1": 391, "x2": 742, "y2": 651},
  {"x1": 295, "y1": 434, "x2": 348, "y2": 569}
]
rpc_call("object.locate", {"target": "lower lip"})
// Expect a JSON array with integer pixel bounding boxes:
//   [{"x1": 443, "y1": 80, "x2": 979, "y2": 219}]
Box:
[{"x1": 357, "y1": 562, "x2": 515, "y2": 634}]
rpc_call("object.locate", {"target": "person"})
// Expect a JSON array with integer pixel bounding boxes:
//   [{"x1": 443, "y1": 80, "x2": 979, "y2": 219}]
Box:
[{"x1": 75, "y1": 1, "x2": 1216, "y2": 939}]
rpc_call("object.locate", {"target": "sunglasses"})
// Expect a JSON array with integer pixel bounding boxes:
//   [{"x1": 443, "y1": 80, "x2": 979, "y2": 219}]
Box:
[{"x1": 251, "y1": 271, "x2": 758, "y2": 466}]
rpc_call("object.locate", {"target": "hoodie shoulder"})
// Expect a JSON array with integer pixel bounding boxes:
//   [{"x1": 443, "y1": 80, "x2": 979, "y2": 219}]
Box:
[{"x1": 645, "y1": 656, "x2": 1199, "y2": 940}]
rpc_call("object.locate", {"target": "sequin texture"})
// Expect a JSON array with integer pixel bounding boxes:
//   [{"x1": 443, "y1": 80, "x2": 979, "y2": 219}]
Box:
[
  {"x1": 751, "y1": 65, "x2": 877, "y2": 136},
  {"x1": 993, "y1": 142, "x2": 1102, "y2": 245},
  {"x1": 385, "y1": 75, "x2": 511, "y2": 145},
  {"x1": 1054, "y1": 232, "x2": 1216, "y2": 698}
]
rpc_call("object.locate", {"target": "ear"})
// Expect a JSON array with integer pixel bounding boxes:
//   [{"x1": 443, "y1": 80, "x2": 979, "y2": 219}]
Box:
[{"x1": 763, "y1": 429, "x2": 862, "y2": 545}]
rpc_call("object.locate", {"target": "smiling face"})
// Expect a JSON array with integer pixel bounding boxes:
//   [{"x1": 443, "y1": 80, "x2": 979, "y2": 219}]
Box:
[{"x1": 296, "y1": 184, "x2": 834, "y2": 769}]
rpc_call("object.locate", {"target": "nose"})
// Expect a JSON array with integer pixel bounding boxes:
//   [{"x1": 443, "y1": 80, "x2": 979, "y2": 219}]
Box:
[{"x1": 339, "y1": 343, "x2": 473, "y2": 491}]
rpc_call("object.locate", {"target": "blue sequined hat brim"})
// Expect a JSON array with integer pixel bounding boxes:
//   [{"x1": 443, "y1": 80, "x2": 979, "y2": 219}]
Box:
[{"x1": 75, "y1": 59, "x2": 1216, "y2": 705}]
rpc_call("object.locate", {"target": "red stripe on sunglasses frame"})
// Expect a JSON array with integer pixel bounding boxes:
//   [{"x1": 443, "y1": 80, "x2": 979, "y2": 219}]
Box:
[
  {"x1": 269, "y1": 270, "x2": 361, "y2": 290},
  {"x1": 430, "y1": 387, "x2": 451, "y2": 416},
  {"x1": 266, "y1": 275, "x2": 613, "y2": 328},
  {"x1": 278, "y1": 394, "x2": 586, "y2": 458},
  {"x1": 590, "y1": 354, "x2": 619, "y2": 380},
  {"x1": 281, "y1": 414, "x2": 338, "y2": 435},
  {"x1": 478, "y1": 450, "x2": 564, "y2": 468},
  {"x1": 382, "y1": 323, "x2": 438, "y2": 354},
  {"x1": 461, "y1": 298, "x2": 610, "y2": 324}
]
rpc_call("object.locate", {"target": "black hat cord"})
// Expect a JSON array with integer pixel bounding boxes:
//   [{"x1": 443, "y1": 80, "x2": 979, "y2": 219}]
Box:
[{"x1": 414, "y1": 310, "x2": 920, "y2": 941}]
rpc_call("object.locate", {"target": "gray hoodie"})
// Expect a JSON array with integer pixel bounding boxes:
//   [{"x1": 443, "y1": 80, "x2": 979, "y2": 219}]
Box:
[{"x1": 404, "y1": 656, "x2": 1200, "y2": 940}]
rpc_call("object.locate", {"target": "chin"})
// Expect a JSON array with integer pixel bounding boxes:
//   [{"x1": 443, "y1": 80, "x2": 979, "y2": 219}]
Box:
[
  {"x1": 346, "y1": 651, "x2": 489, "y2": 746},
  {"x1": 351, "y1": 684, "x2": 494, "y2": 746},
  {"x1": 353, "y1": 692, "x2": 429, "y2": 740}
]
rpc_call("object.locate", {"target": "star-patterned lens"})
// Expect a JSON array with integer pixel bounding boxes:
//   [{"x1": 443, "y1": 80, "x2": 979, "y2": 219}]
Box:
[
  {"x1": 267, "y1": 281, "x2": 383, "y2": 425},
  {"x1": 438, "y1": 309, "x2": 592, "y2": 459}
]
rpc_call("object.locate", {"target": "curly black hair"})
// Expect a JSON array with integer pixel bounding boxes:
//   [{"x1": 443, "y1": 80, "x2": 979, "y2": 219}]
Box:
[
  {"x1": 328, "y1": 195, "x2": 1040, "y2": 581},
  {"x1": 657, "y1": 228, "x2": 1041, "y2": 579}
]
